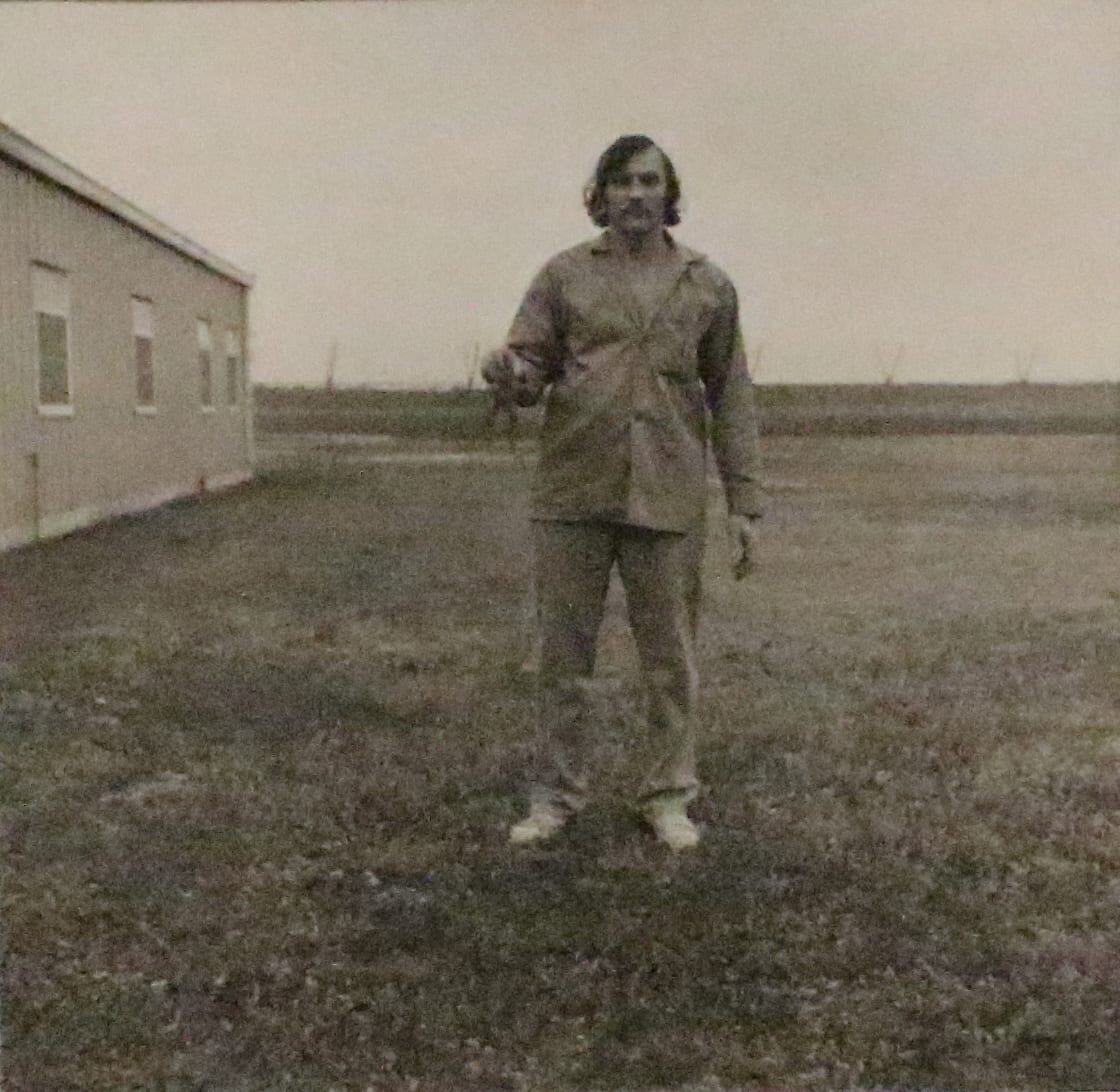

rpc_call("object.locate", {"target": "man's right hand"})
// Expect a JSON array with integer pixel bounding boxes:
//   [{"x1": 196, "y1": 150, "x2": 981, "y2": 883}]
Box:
[
  {"x1": 481, "y1": 347, "x2": 544, "y2": 406},
  {"x1": 481, "y1": 347, "x2": 516, "y2": 388}
]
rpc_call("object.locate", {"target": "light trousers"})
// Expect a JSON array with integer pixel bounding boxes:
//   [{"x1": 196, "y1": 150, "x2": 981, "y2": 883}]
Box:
[{"x1": 530, "y1": 518, "x2": 705, "y2": 813}]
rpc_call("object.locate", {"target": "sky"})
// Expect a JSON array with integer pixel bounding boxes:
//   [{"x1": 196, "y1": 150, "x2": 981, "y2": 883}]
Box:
[{"x1": 0, "y1": 0, "x2": 1117, "y2": 387}]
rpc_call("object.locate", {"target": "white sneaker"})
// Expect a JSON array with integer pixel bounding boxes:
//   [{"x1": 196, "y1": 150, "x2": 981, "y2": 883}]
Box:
[
  {"x1": 642, "y1": 799, "x2": 701, "y2": 850},
  {"x1": 509, "y1": 802, "x2": 570, "y2": 845}
]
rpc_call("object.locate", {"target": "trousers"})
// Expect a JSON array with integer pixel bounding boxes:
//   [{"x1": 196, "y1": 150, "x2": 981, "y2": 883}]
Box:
[{"x1": 530, "y1": 518, "x2": 705, "y2": 813}]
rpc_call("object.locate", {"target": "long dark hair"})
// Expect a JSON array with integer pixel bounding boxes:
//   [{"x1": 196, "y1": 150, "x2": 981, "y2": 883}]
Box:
[{"x1": 583, "y1": 134, "x2": 682, "y2": 228}]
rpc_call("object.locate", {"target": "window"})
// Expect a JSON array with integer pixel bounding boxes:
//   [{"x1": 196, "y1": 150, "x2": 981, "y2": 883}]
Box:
[
  {"x1": 32, "y1": 264, "x2": 71, "y2": 409},
  {"x1": 197, "y1": 319, "x2": 213, "y2": 408},
  {"x1": 225, "y1": 329, "x2": 241, "y2": 406},
  {"x1": 132, "y1": 298, "x2": 155, "y2": 409}
]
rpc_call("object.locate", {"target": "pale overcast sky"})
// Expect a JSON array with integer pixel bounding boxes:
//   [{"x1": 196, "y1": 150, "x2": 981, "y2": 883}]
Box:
[{"x1": 1, "y1": 1, "x2": 1117, "y2": 387}]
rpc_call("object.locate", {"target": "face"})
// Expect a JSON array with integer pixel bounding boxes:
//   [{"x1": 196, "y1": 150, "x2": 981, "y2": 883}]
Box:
[{"x1": 603, "y1": 145, "x2": 668, "y2": 241}]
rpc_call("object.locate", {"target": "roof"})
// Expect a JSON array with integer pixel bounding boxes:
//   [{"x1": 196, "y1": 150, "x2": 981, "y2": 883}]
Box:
[{"x1": 0, "y1": 120, "x2": 254, "y2": 288}]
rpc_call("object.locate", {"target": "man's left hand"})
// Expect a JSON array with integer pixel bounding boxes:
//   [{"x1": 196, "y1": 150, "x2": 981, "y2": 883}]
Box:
[{"x1": 729, "y1": 514, "x2": 760, "y2": 579}]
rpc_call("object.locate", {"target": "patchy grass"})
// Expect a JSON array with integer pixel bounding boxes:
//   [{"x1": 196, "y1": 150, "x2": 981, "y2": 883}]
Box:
[{"x1": 2, "y1": 435, "x2": 1120, "y2": 1091}]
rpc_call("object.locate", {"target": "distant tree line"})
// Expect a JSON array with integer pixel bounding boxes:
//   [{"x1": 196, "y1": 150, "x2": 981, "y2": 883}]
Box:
[{"x1": 252, "y1": 383, "x2": 1120, "y2": 440}]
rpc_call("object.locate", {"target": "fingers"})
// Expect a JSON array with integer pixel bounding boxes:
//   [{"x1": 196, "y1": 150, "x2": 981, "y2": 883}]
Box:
[
  {"x1": 733, "y1": 543, "x2": 754, "y2": 580},
  {"x1": 511, "y1": 371, "x2": 542, "y2": 407},
  {"x1": 481, "y1": 348, "x2": 515, "y2": 385},
  {"x1": 483, "y1": 350, "x2": 544, "y2": 405},
  {"x1": 731, "y1": 516, "x2": 757, "y2": 580}
]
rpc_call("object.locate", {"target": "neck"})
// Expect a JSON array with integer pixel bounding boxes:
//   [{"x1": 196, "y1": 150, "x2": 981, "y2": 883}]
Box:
[{"x1": 610, "y1": 227, "x2": 669, "y2": 260}]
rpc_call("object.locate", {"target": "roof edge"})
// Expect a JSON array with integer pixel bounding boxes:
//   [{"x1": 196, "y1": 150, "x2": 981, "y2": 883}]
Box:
[{"x1": 0, "y1": 121, "x2": 254, "y2": 288}]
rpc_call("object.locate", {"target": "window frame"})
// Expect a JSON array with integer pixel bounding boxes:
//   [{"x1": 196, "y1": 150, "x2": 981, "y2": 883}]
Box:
[
  {"x1": 32, "y1": 263, "x2": 74, "y2": 417},
  {"x1": 225, "y1": 328, "x2": 241, "y2": 408},
  {"x1": 132, "y1": 296, "x2": 156, "y2": 414},
  {"x1": 197, "y1": 318, "x2": 214, "y2": 412}
]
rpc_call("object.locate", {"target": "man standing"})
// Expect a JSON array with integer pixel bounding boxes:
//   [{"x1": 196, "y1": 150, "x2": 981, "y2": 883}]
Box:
[{"x1": 484, "y1": 134, "x2": 763, "y2": 850}]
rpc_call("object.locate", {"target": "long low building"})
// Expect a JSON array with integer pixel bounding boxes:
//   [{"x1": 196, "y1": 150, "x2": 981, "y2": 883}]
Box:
[{"x1": 0, "y1": 120, "x2": 254, "y2": 551}]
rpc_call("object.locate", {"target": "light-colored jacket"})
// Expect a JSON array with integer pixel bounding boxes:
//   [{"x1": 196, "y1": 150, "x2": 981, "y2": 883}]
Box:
[{"x1": 507, "y1": 231, "x2": 764, "y2": 532}]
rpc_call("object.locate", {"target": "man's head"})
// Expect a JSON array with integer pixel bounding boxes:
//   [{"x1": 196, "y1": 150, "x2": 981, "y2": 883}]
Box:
[{"x1": 584, "y1": 134, "x2": 682, "y2": 234}]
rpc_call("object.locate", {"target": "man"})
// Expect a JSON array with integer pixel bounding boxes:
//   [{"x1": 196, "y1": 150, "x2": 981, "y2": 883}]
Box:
[{"x1": 484, "y1": 134, "x2": 763, "y2": 850}]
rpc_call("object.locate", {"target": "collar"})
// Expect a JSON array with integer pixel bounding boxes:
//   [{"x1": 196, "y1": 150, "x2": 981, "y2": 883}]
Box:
[{"x1": 589, "y1": 229, "x2": 706, "y2": 266}]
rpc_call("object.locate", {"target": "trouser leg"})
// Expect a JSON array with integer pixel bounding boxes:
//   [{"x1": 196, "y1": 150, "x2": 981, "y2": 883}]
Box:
[
  {"x1": 532, "y1": 520, "x2": 615, "y2": 812},
  {"x1": 616, "y1": 523, "x2": 706, "y2": 804}
]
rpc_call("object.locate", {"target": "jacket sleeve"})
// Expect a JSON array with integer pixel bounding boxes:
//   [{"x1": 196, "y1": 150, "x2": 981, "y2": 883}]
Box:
[
  {"x1": 505, "y1": 261, "x2": 566, "y2": 404},
  {"x1": 697, "y1": 275, "x2": 765, "y2": 519}
]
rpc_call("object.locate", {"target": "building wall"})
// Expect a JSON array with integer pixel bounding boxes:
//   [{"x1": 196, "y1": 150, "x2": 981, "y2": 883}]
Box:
[{"x1": 0, "y1": 154, "x2": 252, "y2": 550}]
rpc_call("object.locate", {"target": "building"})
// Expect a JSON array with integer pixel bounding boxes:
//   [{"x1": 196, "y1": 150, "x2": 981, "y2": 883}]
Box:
[{"x1": 0, "y1": 120, "x2": 254, "y2": 551}]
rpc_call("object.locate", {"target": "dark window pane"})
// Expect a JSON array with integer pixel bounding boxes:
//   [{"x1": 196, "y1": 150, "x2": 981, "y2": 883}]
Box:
[
  {"x1": 226, "y1": 354, "x2": 239, "y2": 405},
  {"x1": 136, "y1": 336, "x2": 154, "y2": 406},
  {"x1": 200, "y1": 350, "x2": 212, "y2": 406},
  {"x1": 37, "y1": 312, "x2": 70, "y2": 404}
]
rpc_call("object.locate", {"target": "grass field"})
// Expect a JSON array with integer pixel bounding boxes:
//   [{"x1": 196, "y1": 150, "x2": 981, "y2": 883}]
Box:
[{"x1": 2, "y1": 427, "x2": 1120, "y2": 1090}]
